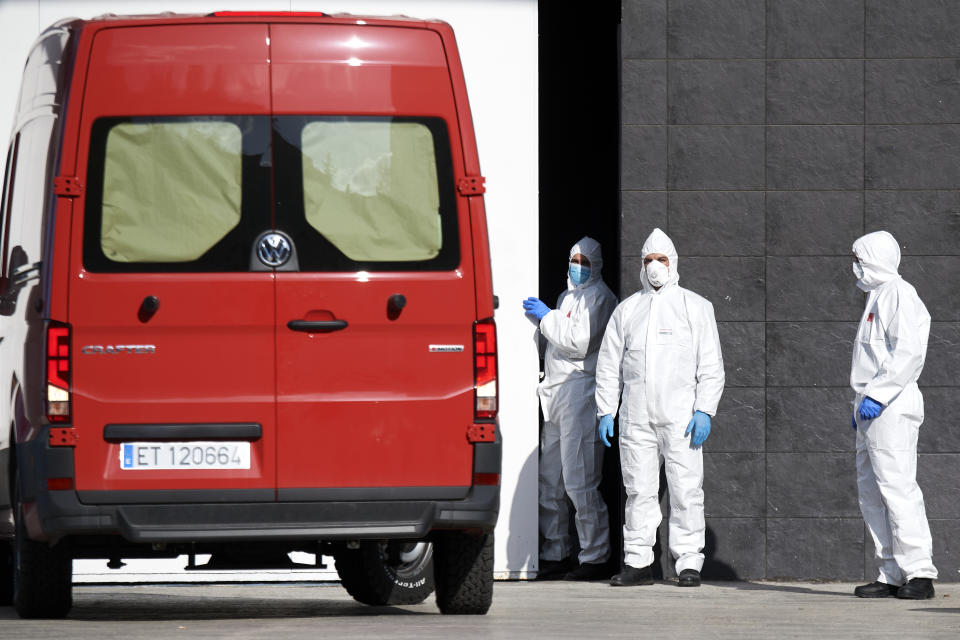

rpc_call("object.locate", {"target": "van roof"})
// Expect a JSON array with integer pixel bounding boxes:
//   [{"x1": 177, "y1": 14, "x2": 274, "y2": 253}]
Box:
[{"x1": 68, "y1": 11, "x2": 447, "y2": 29}]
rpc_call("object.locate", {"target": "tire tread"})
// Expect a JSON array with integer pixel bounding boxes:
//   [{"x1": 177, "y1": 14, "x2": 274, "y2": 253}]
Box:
[
  {"x1": 13, "y1": 536, "x2": 72, "y2": 618},
  {"x1": 434, "y1": 531, "x2": 493, "y2": 615},
  {"x1": 12, "y1": 473, "x2": 72, "y2": 619},
  {"x1": 333, "y1": 542, "x2": 433, "y2": 606}
]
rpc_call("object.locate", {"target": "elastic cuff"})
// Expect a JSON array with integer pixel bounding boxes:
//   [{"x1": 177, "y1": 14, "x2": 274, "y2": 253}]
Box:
[
  {"x1": 862, "y1": 389, "x2": 893, "y2": 407},
  {"x1": 579, "y1": 548, "x2": 611, "y2": 565},
  {"x1": 675, "y1": 554, "x2": 705, "y2": 573}
]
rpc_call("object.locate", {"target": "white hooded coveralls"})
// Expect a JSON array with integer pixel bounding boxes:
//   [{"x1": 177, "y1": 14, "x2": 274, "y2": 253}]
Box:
[
  {"x1": 537, "y1": 237, "x2": 618, "y2": 564},
  {"x1": 595, "y1": 229, "x2": 724, "y2": 573},
  {"x1": 851, "y1": 231, "x2": 937, "y2": 584}
]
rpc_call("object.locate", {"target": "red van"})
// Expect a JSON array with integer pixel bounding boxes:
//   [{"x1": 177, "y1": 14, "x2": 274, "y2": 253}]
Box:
[{"x1": 0, "y1": 11, "x2": 498, "y2": 618}]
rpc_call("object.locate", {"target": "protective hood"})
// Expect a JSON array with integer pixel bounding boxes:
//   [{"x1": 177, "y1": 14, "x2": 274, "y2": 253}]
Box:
[
  {"x1": 640, "y1": 228, "x2": 680, "y2": 291},
  {"x1": 567, "y1": 236, "x2": 603, "y2": 291},
  {"x1": 852, "y1": 230, "x2": 900, "y2": 292}
]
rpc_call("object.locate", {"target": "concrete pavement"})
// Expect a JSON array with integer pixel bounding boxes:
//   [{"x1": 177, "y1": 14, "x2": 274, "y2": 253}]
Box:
[{"x1": 0, "y1": 580, "x2": 958, "y2": 639}]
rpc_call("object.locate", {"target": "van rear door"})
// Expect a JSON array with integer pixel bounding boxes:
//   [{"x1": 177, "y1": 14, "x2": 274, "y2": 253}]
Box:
[
  {"x1": 69, "y1": 24, "x2": 278, "y2": 498},
  {"x1": 270, "y1": 24, "x2": 476, "y2": 496}
]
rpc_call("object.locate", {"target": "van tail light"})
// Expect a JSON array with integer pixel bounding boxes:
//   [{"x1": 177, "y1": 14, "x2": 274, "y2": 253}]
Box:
[
  {"x1": 472, "y1": 473, "x2": 500, "y2": 486},
  {"x1": 473, "y1": 318, "x2": 498, "y2": 419},
  {"x1": 47, "y1": 477, "x2": 74, "y2": 491},
  {"x1": 46, "y1": 321, "x2": 71, "y2": 423}
]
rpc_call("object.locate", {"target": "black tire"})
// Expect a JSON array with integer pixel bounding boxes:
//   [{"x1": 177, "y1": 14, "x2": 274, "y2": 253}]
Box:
[
  {"x1": 433, "y1": 531, "x2": 493, "y2": 615},
  {"x1": 333, "y1": 540, "x2": 434, "y2": 606},
  {"x1": 0, "y1": 541, "x2": 12, "y2": 605},
  {"x1": 12, "y1": 476, "x2": 72, "y2": 618}
]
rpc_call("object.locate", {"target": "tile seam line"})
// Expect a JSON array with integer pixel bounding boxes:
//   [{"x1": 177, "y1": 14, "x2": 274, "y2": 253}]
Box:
[
  {"x1": 621, "y1": 188, "x2": 960, "y2": 192},
  {"x1": 626, "y1": 57, "x2": 960, "y2": 61},
  {"x1": 762, "y1": 0, "x2": 768, "y2": 583},
  {"x1": 664, "y1": 0, "x2": 670, "y2": 234}
]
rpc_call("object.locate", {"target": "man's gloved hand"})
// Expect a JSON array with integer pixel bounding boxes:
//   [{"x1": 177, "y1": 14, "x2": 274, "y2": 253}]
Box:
[
  {"x1": 858, "y1": 396, "x2": 883, "y2": 421},
  {"x1": 522, "y1": 297, "x2": 551, "y2": 321},
  {"x1": 852, "y1": 413, "x2": 857, "y2": 431},
  {"x1": 598, "y1": 415, "x2": 614, "y2": 448},
  {"x1": 685, "y1": 410, "x2": 711, "y2": 448}
]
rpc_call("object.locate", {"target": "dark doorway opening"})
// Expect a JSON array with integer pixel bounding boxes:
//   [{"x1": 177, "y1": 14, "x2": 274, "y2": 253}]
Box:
[
  {"x1": 538, "y1": 2, "x2": 621, "y2": 303},
  {"x1": 538, "y1": 1, "x2": 623, "y2": 573}
]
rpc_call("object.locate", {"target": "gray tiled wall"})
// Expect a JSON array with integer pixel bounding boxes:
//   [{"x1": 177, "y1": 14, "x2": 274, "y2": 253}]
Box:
[{"x1": 620, "y1": 0, "x2": 960, "y2": 580}]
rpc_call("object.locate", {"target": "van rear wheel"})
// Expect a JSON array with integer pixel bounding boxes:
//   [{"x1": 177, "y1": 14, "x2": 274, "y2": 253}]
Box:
[
  {"x1": 333, "y1": 540, "x2": 434, "y2": 606},
  {"x1": 0, "y1": 541, "x2": 13, "y2": 605},
  {"x1": 12, "y1": 477, "x2": 72, "y2": 618},
  {"x1": 433, "y1": 531, "x2": 493, "y2": 615}
]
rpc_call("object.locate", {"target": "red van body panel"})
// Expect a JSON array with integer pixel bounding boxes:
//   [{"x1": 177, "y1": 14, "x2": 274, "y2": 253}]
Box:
[
  {"x1": 3, "y1": 14, "x2": 497, "y2": 555},
  {"x1": 275, "y1": 273, "x2": 475, "y2": 491},
  {"x1": 82, "y1": 24, "x2": 273, "y2": 116},
  {"x1": 271, "y1": 24, "x2": 453, "y2": 116},
  {"x1": 48, "y1": 16, "x2": 492, "y2": 498},
  {"x1": 468, "y1": 198, "x2": 496, "y2": 320},
  {"x1": 68, "y1": 274, "x2": 278, "y2": 494},
  {"x1": 66, "y1": 24, "x2": 276, "y2": 494},
  {"x1": 269, "y1": 24, "x2": 474, "y2": 491}
]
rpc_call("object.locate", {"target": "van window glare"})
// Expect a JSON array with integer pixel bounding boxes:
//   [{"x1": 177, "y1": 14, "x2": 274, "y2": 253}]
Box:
[
  {"x1": 273, "y1": 115, "x2": 459, "y2": 273},
  {"x1": 300, "y1": 120, "x2": 441, "y2": 262}
]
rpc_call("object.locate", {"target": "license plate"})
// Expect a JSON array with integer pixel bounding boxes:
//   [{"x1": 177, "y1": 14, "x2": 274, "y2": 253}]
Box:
[{"x1": 120, "y1": 442, "x2": 251, "y2": 470}]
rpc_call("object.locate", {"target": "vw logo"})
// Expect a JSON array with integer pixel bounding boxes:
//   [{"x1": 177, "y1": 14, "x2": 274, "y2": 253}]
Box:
[{"x1": 257, "y1": 233, "x2": 292, "y2": 267}]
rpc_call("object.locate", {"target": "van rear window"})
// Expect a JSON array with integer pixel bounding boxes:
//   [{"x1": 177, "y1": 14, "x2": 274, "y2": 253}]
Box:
[
  {"x1": 84, "y1": 116, "x2": 271, "y2": 273},
  {"x1": 300, "y1": 120, "x2": 441, "y2": 262},
  {"x1": 84, "y1": 116, "x2": 457, "y2": 273},
  {"x1": 101, "y1": 121, "x2": 242, "y2": 263},
  {"x1": 273, "y1": 116, "x2": 458, "y2": 272}
]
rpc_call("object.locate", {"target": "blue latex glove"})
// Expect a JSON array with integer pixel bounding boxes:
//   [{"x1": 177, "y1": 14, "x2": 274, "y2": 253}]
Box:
[
  {"x1": 522, "y1": 296, "x2": 551, "y2": 321},
  {"x1": 858, "y1": 397, "x2": 883, "y2": 421},
  {"x1": 852, "y1": 413, "x2": 857, "y2": 431},
  {"x1": 685, "y1": 410, "x2": 711, "y2": 448},
  {"x1": 598, "y1": 415, "x2": 614, "y2": 448}
]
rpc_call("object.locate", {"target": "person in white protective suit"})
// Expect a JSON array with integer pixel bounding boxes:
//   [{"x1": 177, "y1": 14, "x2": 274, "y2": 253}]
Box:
[
  {"x1": 522, "y1": 236, "x2": 618, "y2": 580},
  {"x1": 850, "y1": 230, "x2": 938, "y2": 600},
  {"x1": 595, "y1": 228, "x2": 724, "y2": 588}
]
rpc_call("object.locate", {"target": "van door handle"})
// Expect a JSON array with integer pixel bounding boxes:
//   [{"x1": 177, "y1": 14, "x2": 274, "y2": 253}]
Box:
[{"x1": 287, "y1": 319, "x2": 348, "y2": 333}]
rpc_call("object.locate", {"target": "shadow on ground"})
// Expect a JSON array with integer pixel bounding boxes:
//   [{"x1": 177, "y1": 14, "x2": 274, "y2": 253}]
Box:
[
  {"x1": 713, "y1": 581, "x2": 856, "y2": 598},
  {"x1": 907, "y1": 608, "x2": 960, "y2": 614},
  {"x1": 0, "y1": 586, "x2": 431, "y2": 622}
]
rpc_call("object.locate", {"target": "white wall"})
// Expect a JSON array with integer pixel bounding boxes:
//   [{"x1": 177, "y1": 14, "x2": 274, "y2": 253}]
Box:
[{"x1": 0, "y1": 0, "x2": 539, "y2": 580}]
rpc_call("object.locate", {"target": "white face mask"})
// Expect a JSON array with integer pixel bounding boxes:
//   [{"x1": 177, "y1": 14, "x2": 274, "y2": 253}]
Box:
[
  {"x1": 852, "y1": 261, "x2": 864, "y2": 280},
  {"x1": 646, "y1": 260, "x2": 669, "y2": 288}
]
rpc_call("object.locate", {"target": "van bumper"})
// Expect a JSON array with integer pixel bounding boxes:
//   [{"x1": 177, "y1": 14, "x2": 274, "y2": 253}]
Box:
[
  {"x1": 19, "y1": 434, "x2": 500, "y2": 543},
  {"x1": 38, "y1": 486, "x2": 500, "y2": 543}
]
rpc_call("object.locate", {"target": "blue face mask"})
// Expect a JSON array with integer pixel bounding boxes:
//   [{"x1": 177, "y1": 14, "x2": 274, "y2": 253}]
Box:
[{"x1": 569, "y1": 263, "x2": 591, "y2": 286}]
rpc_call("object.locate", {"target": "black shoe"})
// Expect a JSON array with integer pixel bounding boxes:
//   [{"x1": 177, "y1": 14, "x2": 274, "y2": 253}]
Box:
[
  {"x1": 896, "y1": 578, "x2": 935, "y2": 600},
  {"x1": 678, "y1": 569, "x2": 701, "y2": 587},
  {"x1": 610, "y1": 565, "x2": 654, "y2": 587},
  {"x1": 854, "y1": 581, "x2": 899, "y2": 598},
  {"x1": 564, "y1": 562, "x2": 612, "y2": 581},
  {"x1": 537, "y1": 557, "x2": 573, "y2": 580}
]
